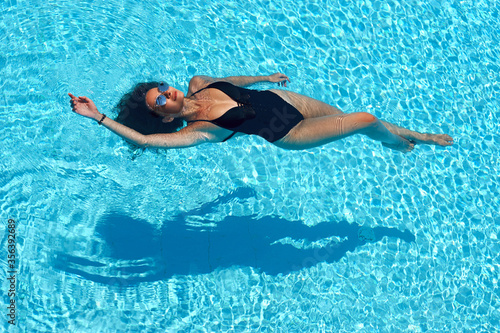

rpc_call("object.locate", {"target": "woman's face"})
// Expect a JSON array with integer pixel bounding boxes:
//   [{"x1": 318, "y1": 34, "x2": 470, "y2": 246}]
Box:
[{"x1": 145, "y1": 85, "x2": 184, "y2": 115}]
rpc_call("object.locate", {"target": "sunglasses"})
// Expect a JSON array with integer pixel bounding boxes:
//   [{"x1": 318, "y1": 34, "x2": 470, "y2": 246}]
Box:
[{"x1": 155, "y1": 82, "x2": 170, "y2": 108}]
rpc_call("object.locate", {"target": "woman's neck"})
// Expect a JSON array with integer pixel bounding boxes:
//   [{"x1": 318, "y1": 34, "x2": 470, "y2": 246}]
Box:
[{"x1": 180, "y1": 96, "x2": 211, "y2": 121}]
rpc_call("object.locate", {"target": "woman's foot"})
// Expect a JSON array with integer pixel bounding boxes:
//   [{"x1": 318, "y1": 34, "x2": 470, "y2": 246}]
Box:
[
  {"x1": 428, "y1": 134, "x2": 454, "y2": 146},
  {"x1": 380, "y1": 121, "x2": 454, "y2": 148},
  {"x1": 382, "y1": 136, "x2": 415, "y2": 153},
  {"x1": 403, "y1": 133, "x2": 454, "y2": 147}
]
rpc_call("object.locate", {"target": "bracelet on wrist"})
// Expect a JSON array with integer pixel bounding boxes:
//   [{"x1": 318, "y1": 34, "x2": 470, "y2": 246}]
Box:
[{"x1": 97, "y1": 114, "x2": 106, "y2": 125}]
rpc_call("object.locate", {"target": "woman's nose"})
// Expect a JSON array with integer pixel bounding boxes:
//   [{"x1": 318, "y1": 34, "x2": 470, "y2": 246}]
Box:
[{"x1": 160, "y1": 90, "x2": 171, "y2": 99}]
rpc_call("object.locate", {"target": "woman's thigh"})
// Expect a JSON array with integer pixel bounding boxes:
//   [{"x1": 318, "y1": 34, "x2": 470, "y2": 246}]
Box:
[
  {"x1": 269, "y1": 89, "x2": 343, "y2": 118},
  {"x1": 274, "y1": 112, "x2": 375, "y2": 150}
]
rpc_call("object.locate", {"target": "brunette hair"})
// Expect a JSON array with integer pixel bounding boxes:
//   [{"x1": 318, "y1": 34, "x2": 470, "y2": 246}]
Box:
[{"x1": 114, "y1": 82, "x2": 184, "y2": 135}]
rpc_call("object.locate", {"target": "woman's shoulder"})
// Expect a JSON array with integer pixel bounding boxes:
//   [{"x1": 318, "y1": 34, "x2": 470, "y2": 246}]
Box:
[{"x1": 187, "y1": 76, "x2": 217, "y2": 96}]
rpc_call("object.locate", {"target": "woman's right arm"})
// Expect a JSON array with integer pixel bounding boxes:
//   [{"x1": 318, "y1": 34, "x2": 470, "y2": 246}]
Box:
[{"x1": 68, "y1": 93, "x2": 212, "y2": 149}]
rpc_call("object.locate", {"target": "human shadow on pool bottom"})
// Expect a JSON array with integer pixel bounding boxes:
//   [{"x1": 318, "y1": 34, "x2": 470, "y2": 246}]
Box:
[{"x1": 54, "y1": 188, "x2": 415, "y2": 286}]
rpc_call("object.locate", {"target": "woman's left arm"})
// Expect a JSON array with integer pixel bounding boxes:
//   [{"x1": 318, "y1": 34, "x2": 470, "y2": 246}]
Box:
[
  {"x1": 190, "y1": 73, "x2": 290, "y2": 90},
  {"x1": 222, "y1": 73, "x2": 291, "y2": 87}
]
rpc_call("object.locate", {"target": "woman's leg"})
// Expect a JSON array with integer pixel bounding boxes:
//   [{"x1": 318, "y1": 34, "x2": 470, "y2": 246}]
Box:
[
  {"x1": 275, "y1": 112, "x2": 415, "y2": 152},
  {"x1": 379, "y1": 121, "x2": 453, "y2": 146},
  {"x1": 271, "y1": 89, "x2": 453, "y2": 147}
]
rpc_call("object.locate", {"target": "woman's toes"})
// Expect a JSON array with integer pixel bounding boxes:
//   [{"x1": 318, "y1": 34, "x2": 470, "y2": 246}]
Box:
[
  {"x1": 407, "y1": 142, "x2": 415, "y2": 152},
  {"x1": 382, "y1": 136, "x2": 414, "y2": 153}
]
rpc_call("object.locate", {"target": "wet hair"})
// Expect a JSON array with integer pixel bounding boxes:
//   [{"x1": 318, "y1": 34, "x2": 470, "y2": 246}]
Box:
[{"x1": 113, "y1": 82, "x2": 184, "y2": 135}]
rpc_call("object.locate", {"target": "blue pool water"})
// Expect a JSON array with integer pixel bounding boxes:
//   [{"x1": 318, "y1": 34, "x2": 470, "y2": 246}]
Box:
[{"x1": 1, "y1": 0, "x2": 499, "y2": 331}]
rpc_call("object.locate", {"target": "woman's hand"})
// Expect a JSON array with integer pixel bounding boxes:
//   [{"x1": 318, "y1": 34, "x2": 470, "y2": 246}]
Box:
[
  {"x1": 68, "y1": 93, "x2": 101, "y2": 120},
  {"x1": 268, "y1": 73, "x2": 290, "y2": 87}
]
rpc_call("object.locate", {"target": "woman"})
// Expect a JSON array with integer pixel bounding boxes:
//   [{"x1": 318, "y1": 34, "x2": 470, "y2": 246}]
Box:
[{"x1": 69, "y1": 73, "x2": 453, "y2": 152}]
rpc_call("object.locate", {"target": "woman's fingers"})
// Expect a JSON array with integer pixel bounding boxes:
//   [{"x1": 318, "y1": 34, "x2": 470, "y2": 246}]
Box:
[
  {"x1": 68, "y1": 93, "x2": 84, "y2": 113},
  {"x1": 68, "y1": 94, "x2": 76, "y2": 109},
  {"x1": 68, "y1": 93, "x2": 89, "y2": 102},
  {"x1": 68, "y1": 94, "x2": 79, "y2": 111},
  {"x1": 272, "y1": 73, "x2": 290, "y2": 87}
]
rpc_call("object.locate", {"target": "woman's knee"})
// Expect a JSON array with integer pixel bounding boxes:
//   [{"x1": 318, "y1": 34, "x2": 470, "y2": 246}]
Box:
[
  {"x1": 343, "y1": 112, "x2": 379, "y2": 135},
  {"x1": 352, "y1": 112, "x2": 377, "y2": 124}
]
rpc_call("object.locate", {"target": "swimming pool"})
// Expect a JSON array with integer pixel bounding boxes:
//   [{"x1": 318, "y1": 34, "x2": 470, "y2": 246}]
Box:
[{"x1": 1, "y1": 0, "x2": 499, "y2": 331}]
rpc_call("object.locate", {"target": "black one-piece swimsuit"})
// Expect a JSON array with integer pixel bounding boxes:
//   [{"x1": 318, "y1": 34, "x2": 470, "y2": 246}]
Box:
[{"x1": 187, "y1": 81, "x2": 304, "y2": 143}]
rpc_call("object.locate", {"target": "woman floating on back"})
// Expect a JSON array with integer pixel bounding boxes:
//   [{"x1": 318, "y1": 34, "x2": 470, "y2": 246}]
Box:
[{"x1": 69, "y1": 73, "x2": 453, "y2": 152}]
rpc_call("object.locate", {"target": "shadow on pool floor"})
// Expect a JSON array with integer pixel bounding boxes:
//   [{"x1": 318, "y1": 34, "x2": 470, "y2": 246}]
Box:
[{"x1": 53, "y1": 187, "x2": 415, "y2": 286}]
